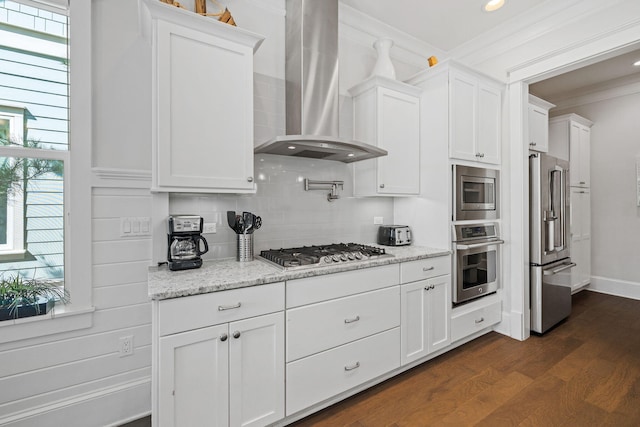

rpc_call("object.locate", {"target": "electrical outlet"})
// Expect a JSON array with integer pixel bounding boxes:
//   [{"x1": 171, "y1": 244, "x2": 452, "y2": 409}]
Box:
[
  {"x1": 203, "y1": 222, "x2": 217, "y2": 234},
  {"x1": 374, "y1": 216, "x2": 384, "y2": 225},
  {"x1": 119, "y1": 335, "x2": 134, "y2": 357}
]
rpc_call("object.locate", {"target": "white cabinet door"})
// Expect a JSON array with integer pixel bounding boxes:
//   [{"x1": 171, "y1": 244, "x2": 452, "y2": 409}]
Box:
[
  {"x1": 427, "y1": 277, "x2": 452, "y2": 353},
  {"x1": 449, "y1": 69, "x2": 501, "y2": 165},
  {"x1": 570, "y1": 188, "x2": 591, "y2": 292},
  {"x1": 400, "y1": 275, "x2": 451, "y2": 365},
  {"x1": 376, "y1": 88, "x2": 420, "y2": 195},
  {"x1": 477, "y1": 83, "x2": 501, "y2": 164},
  {"x1": 570, "y1": 124, "x2": 591, "y2": 187},
  {"x1": 528, "y1": 104, "x2": 549, "y2": 152},
  {"x1": 158, "y1": 324, "x2": 229, "y2": 427},
  {"x1": 153, "y1": 19, "x2": 262, "y2": 193},
  {"x1": 229, "y1": 312, "x2": 285, "y2": 427},
  {"x1": 351, "y1": 77, "x2": 421, "y2": 196},
  {"x1": 449, "y1": 70, "x2": 477, "y2": 162}
]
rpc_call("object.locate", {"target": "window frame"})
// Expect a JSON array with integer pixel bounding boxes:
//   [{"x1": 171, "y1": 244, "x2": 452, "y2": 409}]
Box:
[{"x1": 0, "y1": 0, "x2": 94, "y2": 343}]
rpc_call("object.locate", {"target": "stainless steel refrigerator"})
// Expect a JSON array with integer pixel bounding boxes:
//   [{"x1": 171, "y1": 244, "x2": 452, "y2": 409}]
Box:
[{"x1": 530, "y1": 153, "x2": 576, "y2": 334}]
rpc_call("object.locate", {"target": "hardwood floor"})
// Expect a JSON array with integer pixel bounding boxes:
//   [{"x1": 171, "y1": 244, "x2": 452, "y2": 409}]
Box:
[{"x1": 290, "y1": 291, "x2": 640, "y2": 427}]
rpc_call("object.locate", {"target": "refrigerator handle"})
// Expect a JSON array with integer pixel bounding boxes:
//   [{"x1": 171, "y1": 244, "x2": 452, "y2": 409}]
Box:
[{"x1": 543, "y1": 262, "x2": 577, "y2": 275}]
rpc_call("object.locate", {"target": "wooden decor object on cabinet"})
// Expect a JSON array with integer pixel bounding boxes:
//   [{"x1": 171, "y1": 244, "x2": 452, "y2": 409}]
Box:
[
  {"x1": 349, "y1": 76, "x2": 421, "y2": 196},
  {"x1": 570, "y1": 187, "x2": 591, "y2": 293},
  {"x1": 528, "y1": 94, "x2": 555, "y2": 153},
  {"x1": 142, "y1": 0, "x2": 265, "y2": 193},
  {"x1": 549, "y1": 114, "x2": 593, "y2": 187},
  {"x1": 400, "y1": 256, "x2": 451, "y2": 366},
  {"x1": 154, "y1": 282, "x2": 285, "y2": 427}
]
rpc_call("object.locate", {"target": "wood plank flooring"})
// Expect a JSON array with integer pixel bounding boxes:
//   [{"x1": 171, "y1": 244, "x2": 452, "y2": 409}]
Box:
[{"x1": 290, "y1": 291, "x2": 640, "y2": 427}]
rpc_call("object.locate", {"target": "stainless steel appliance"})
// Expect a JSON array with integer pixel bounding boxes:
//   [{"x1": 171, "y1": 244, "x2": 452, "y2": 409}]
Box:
[
  {"x1": 452, "y1": 222, "x2": 503, "y2": 304},
  {"x1": 453, "y1": 165, "x2": 499, "y2": 221},
  {"x1": 167, "y1": 215, "x2": 209, "y2": 271},
  {"x1": 377, "y1": 225, "x2": 412, "y2": 246},
  {"x1": 530, "y1": 153, "x2": 575, "y2": 334},
  {"x1": 253, "y1": 0, "x2": 387, "y2": 163},
  {"x1": 259, "y1": 243, "x2": 392, "y2": 270}
]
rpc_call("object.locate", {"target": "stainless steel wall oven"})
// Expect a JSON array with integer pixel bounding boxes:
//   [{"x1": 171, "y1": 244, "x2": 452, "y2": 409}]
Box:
[
  {"x1": 452, "y1": 222, "x2": 504, "y2": 304},
  {"x1": 453, "y1": 165, "x2": 499, "y2": 221}
]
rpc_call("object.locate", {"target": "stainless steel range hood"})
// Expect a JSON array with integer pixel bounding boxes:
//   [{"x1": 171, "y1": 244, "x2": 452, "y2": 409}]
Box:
[{"x1": 254, "y1": 0, "x2": 387, "y2": 163}]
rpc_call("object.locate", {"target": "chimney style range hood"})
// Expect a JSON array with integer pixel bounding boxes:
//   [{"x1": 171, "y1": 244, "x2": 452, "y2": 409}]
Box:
[{"x1": 254, "y1": 0, "x2": 387, "y2": 163}]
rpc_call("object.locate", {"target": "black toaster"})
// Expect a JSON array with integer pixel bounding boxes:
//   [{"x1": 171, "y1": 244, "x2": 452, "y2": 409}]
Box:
[{"x1": 377, "y1": 225, "x2": 412, "y2": 246}]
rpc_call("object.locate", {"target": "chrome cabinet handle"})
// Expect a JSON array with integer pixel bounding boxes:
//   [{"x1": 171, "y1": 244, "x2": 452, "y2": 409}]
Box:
[
  {"x1": 579, "y1": 181, "x2": 586, "y2": 184},
  {"x1": 475, "y1": 317, "x2": 484, "y2": 324},
  {"x1": 530, "y1": 142, "x2": 536, "y2": 146},
  {"x1": 220, "y1": 333, "x2": 228, "y2": 342},
  {"x1": 344, "y1": 315, "x2": 360, "y2": 324},
  {"x1": 232, "y1": 331, "x2": 241, "y2": 339},
  {"x1": 218, "y1": 302, "x2": 241, "y2": 311},
  {"x1": 422, "y1": 266, "x2": 435, "y2": 272},
  {"x1": 247, "y1": 177, "x2": 254, "y2": 182},
  {"x1": 344, "y1": 362, "x2": 360, "y2": 371}
]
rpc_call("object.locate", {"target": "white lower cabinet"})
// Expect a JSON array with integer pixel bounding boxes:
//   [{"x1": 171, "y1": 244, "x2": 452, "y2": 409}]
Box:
[
  {"x1": 154, "y1": 283, "x2": 285, "y2": 427},
  {"x1": 400, "y1": 275, "x2": 451, "y2": 365},
  {"x1": 286, "y1": 328, "x2": 400, "y2": 415},
  {"x1": 450, "y1": 295, "x2": 502, "y2": 342}
]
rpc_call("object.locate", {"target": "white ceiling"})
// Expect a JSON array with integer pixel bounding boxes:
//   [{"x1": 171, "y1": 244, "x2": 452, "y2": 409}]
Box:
[
  {"x1": 342, "y1": 0, "x2": 640, "y2": 100},
  {"x1": 341, "y1": 0, "x2": 545, "y2": 52}
]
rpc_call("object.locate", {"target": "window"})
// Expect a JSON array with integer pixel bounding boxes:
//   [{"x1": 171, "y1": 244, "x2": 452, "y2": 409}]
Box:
[
  {"x1": 0, "y1": 0, "x2": 92, "y2": 339},
  {"x1": 0, "y1": 0, "x2": 68, "y2": 283}
]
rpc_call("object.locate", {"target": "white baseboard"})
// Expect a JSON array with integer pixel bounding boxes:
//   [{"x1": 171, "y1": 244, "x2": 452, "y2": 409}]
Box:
[
  {"x1": 1, "y1": 378, "x2": 151, "y2": 427},
  {"x1": 588, "y1": 276, "x2": 640, "y2": 300}
]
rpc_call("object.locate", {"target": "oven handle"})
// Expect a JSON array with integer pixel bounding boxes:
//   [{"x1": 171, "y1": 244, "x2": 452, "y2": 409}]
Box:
[{"x1": 455, "y1": 239, "x2": 504, "y2": 250}]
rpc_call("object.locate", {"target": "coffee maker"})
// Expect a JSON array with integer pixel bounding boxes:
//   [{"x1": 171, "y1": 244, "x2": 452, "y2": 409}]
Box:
[{"x1": 167, "y1": 215, "x2": 209, "y2": 271}]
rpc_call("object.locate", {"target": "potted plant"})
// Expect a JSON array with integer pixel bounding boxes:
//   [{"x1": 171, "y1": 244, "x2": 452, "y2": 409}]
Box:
[{"x1": 0, "y1": 274, "x2": 69, "y2": 321}]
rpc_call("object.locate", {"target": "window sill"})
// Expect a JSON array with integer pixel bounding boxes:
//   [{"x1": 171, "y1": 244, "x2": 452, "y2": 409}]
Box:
[{"x1": 0, "y1": 303, "x2": 95, "y2": 344}]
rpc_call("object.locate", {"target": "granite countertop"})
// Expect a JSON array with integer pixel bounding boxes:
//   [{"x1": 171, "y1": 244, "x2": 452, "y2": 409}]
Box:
[{"x1": 148, "y1": 245, "x2": 451, "y2": 300}]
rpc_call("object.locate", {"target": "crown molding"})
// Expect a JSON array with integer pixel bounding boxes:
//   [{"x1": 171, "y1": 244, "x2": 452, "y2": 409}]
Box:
[{"x1": 549, "y1": 74, "x2": 640, "y2": 111}]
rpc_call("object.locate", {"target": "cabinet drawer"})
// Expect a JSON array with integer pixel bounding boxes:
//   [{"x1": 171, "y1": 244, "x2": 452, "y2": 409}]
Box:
[
  {"x1": 287, "y1": 286, "x2": 400, "y2": 362},
  {"x1": 158, "y1": 282, "x2": 284, "y2": 336},
  {"x1": 451, "y1": 298, "x2": 501, "y2": 342},
  {"x1": 286, "y1": 328, "x2": 400, "y2": 416},
  {"x1": 287, "y1": 264, "x2": 399, "y2": 308},
  {"x1": 400, "y1": 256, "x2": 451, "y2": 284}
]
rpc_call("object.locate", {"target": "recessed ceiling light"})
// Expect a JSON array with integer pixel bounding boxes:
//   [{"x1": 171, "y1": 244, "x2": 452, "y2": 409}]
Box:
[
  {"x1": 347, "y1": 153, "x2": 355, "y2": 157},
  {"x1": 484, "y1": 0, "x2": 505, "y2": 12},
  {"x1": 634, "y1": 60, "x2": 640, "y2": 67},
  {"x1": 287, "y1": 145, "x2": 296, "y2": 150}
]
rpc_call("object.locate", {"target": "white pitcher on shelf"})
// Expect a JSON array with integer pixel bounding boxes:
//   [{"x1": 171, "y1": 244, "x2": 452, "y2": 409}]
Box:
[{"x1": 370, "y1": 38, "x2": 396, "y2": 80}]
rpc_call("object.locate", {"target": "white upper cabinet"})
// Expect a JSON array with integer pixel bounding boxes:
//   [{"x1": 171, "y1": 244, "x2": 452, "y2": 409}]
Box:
[
  {"x1": 142, "y1": 0, "x2": 265, "y2": 193},
  {"x1": 449, "y1": 66, "x2": 503, "y2": 165},
  {"x1": 350, "y1": 76, "x2": 421, "y2": 196},
  {"x1": 528, "y1": 94, "x2": 555, "y2": 153},
  {"x1": 549, "y1": 114, "x2": 593, "y2": 187}
]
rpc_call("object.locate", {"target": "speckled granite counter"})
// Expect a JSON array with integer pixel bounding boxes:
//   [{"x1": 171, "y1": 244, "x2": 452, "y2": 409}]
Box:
[{"x1": 148, "y1": 245, "x2": 450, "y2": 300}]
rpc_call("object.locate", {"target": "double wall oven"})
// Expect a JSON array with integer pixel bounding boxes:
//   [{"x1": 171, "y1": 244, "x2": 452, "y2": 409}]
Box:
[{"x1": 452, "y1": 165, "x2": 502, "y2": 305}]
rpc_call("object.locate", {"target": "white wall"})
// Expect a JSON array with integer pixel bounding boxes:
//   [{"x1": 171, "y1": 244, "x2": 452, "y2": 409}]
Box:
[{"x1": 554, "y1": 92, "x2": 640, "y2": 294}]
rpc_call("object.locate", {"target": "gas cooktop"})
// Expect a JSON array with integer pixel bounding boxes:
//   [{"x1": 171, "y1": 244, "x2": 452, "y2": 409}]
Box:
[{"x1": 259, "y1": 243, "x2": 393, "y2": 270}]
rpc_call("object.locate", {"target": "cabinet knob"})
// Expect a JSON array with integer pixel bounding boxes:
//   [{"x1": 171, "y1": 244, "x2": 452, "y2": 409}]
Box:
[
  {"x1": 475, "y1": 317, "x2": 485, "y2": 324},
  {"x1": 220, "y1": 333, "x2": 228, "y2": 342},
  {"x1": 379, "y1": 184, "x2": 385, "y2": 189},
  {"x1": 232, "y1": 331, "x2": 241, "y2": 339},
  {"x1": 580, "y1": 181, "x2": 586, "y2": 185},
  {"x1": 480, "y1": 153, "x2": 485, "y2": 158},
  {"x1": 424, "y1": 284, "x2": 435, "y2": 291},
  {"x1": 247, "y1": 177, "x2": 254, "y2": 183},
  {"x1": 530, "y1": 142, "x2": 537, "y2": 146}
]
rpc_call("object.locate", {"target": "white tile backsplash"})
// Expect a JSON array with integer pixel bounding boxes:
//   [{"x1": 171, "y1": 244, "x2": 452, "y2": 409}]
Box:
[{"x1": 169, "y1": 73, "x2": 392, "y2": 260}]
